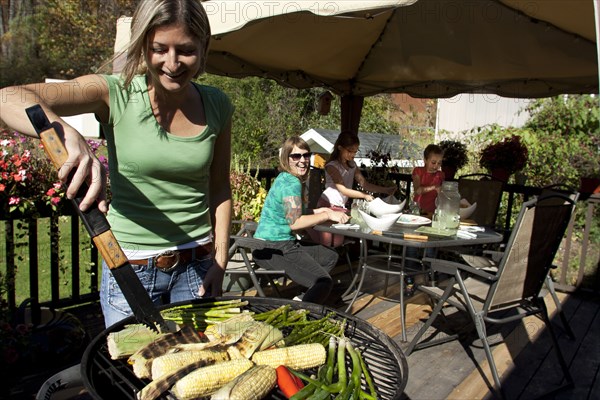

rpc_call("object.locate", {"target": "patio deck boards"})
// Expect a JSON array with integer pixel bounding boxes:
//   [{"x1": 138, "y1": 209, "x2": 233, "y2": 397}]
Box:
[{"x1": 6, "y1": 261, "x2": 599, "y2": 400}]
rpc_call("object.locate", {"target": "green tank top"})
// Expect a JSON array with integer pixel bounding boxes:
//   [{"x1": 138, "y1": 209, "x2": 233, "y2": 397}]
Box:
[{"x1": 100, "y1": 74, "x2": 233, "y2": 250}]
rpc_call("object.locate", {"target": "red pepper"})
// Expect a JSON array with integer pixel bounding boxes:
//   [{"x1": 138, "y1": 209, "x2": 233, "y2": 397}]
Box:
[{"x1": 276, "y1": 365, "x2": 304, "y2": 398}]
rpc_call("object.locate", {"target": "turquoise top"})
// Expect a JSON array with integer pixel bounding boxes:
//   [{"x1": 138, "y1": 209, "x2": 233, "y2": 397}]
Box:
[
  {"x1": 255, "y1": 172, "x2": 302, "y2": 241},
  {"x1": 100, "y1": 74, "x2": 234, "y2": 250}
]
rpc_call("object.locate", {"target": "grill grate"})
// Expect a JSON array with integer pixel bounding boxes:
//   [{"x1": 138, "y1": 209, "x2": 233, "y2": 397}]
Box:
[{"x1": 82, "y1": 297, "x2": 408, "y2": 400}]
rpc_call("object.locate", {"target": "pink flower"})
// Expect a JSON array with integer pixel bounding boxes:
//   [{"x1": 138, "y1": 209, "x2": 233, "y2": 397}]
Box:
[
  {"x1": 0, "y1": 184, "x2": 5, "y2": 192},
  {"x1": 8, "y1": 196, "x2": 20, "y2": 205},
  {"x1": 51, "y1": 197, "x2": 61, "y2": 206}
]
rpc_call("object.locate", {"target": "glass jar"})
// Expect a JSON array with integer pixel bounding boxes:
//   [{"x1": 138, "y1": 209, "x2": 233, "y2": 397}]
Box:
[{"x1": 437, "y1": 181, "x2": 461, "y2": 230}]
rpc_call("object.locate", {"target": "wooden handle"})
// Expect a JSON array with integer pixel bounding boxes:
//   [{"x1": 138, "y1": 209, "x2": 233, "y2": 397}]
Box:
[
  {"x1": 403, "y1": 233, "x2": 428, "y2": 241},
  {"x1": 92, "y1": 230, "x2": 128, "y2": 269},
  {"x1": 38, "y1": 127, "x2": 68, "y2": 169}
]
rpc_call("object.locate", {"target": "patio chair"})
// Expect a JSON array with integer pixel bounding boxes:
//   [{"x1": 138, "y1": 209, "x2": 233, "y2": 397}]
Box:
[
  {"x1": 226, "y1": 221, "x2": 286, "y2": 297},
  {"x1": 462, "y1": 184, "x2": 580, "y2": 339},
  {"x1": 458, "y1": 173, "x2": 504, "y2": 227},
  {"x1": 406, "y1": 194, "x2": 575, "y2": 398}
]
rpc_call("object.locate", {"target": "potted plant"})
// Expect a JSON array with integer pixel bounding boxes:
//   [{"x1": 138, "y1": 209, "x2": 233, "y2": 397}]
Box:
[
  {"x1": 479, "y1": 135, "x2": 529, "y2": 182},
  {"x1": 439, "y1": 140, "x2": 469, "y2": 180},
  {"x1": 572, "y1": 149, "x2": 600, "y2": 193}
]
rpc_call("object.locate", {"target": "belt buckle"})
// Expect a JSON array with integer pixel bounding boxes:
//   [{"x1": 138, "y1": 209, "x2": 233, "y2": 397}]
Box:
[{"x1": 154, "y1": 250, "x2": 180, "y2": 272}]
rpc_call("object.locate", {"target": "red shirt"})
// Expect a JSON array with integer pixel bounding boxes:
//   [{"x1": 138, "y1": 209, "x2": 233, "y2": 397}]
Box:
[{"x1": 412, "y1": 167, "x2": 444, "y2": 214}]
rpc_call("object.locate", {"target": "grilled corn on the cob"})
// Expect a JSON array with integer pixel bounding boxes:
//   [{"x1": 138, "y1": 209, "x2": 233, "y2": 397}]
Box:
[
  {"x1": 251, "y1": 343, "x2": 326, "y2": 370},
  {"x1": 151, "y1": 348, "x2": 229, "y2": 380},
  {"x1": 171, "y1": 358, "x2": 254, "y2": 399},
  {"x1": 211, "y1": 365, "x2": 277, "y2": 400}
]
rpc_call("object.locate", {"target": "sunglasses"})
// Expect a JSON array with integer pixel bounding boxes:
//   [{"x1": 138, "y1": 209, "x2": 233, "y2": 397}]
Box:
[{"x1": 289, "y1": 152, "x2": 312, "y2": 161}]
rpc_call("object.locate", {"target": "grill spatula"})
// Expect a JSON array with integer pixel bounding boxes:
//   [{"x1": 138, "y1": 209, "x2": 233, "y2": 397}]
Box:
[{"x1": 25, "y1": 104, "x2": 175, "y2": 333}]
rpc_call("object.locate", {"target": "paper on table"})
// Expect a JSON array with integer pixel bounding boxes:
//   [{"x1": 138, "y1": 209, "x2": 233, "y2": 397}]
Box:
[
  {"x1": 459, "y1": 226, "x2": 485, "y2": 232},
  {"x1": 456, "y1": 230, "x2": 477, "y2": 239},
  {"x1": 332, "y1": 223, "x2": 360, "y2": 230}
]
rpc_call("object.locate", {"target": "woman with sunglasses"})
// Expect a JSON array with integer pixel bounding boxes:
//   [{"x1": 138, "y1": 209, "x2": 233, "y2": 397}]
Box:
[{"x1": 252, "y1": 137, "x2": 350, "y2": 304}]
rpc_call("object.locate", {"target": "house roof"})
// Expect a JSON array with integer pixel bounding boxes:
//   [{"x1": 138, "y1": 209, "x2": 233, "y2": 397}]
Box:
[{"x1": 301, "y1": 128, "x2": 422, "y2": 162}]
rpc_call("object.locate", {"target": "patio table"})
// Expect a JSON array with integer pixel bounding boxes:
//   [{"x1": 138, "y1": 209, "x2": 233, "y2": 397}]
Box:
[{"x1": 315, "y1": 222, "x2": 503, "y2": 341}]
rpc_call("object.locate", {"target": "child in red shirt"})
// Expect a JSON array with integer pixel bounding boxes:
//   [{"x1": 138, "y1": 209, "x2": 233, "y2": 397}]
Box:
[{"x1": 412, "y1": 144, "x2": 445, "y2": 215}]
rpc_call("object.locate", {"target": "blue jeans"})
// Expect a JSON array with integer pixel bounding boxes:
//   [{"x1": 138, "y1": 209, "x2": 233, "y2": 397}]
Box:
[{"x1": 99, "y1": 255, "x2": 212, "y2": 328}]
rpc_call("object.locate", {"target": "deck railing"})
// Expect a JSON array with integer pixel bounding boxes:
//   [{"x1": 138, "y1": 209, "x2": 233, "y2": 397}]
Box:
[{"x1": 1, "y1": 169, "x2": 598, "y2": 313}]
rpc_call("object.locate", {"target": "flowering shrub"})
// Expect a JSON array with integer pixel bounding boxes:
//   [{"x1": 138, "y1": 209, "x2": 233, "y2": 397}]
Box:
[
  {"x1": 231, "y1": 157, "x2": 266, "y2": 221},
  {"x1": 0, "y1": 130, "x2": 64, "y2": 217},
  {"x1": 0, "y1": 130, "x2": 108, "y2": 218},
  {"x1": 479, "y1": 134, "x2": 529, "y2": 175}
]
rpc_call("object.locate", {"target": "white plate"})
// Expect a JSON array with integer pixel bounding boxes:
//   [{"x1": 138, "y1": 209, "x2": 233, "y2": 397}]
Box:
[
  {"x1": 332, "y1": 223, "x2": 360, "y2": 230},
  {"x1": 396, "y1": 214, "x2": 432, "y2": 226}
]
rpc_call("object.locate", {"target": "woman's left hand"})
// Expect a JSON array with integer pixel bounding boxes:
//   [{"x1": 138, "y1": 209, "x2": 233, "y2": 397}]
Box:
[{"x1": 198, "y1": 262, "x2": 225, "y2": 297}]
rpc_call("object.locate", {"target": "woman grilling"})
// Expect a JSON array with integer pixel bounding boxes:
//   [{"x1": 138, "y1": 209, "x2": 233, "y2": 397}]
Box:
[{"x1": 0, "y1": 0, "x2": 233, "y2": 327}]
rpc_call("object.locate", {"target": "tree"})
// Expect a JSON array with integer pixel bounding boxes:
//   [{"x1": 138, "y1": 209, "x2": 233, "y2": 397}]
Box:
[
  {"x1": 522, "y1": 95, "x2": 599, "y2": 186},
  {"x1": 198, "y1": 74, "x2": 404, "y2": 166},
  {"x1": 0, "y1": 0, "x2": 137, "y2": 86}
]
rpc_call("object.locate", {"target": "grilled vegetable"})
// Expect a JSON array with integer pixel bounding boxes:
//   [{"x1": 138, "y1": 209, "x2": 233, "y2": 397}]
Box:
[
  {"x1": 129, "y1": 325, "x2": 205, "y2": 379},
  {"x1": 151, "y1": 348, "x2": 229, "y2": 380},
  {"x1": 107, "y1": 324, "x2": 164, "y2": 359},
  {"x1": 276, "y1": 365, "x2": 304, "y2": 398},
  {"x1": 161, "y1": 299, "x2": 249, "y2": 330},
  {"x1": 137, "y1": 359, "x2": 207, "y2": 400},
  {"x1": 171, "y1": 358, "x2": 254, "y2": 399},
  {"x1": 204, "y1": 314, "x2": 257, "y2": 344},
  {"x1": 235, "y1": 322, "x2": 284, "y2": 358},
  {"x1": 251, "y1": 343, "x2": 326, "y2": 371},
  {"x1": 211, "y1": 365, "x2": 277, "y2": 400}
]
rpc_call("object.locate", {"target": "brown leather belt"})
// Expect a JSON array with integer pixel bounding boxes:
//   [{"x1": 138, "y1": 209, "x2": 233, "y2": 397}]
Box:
[{"x1": 129, "y1": 243, "x2": 213, "y2": 272}]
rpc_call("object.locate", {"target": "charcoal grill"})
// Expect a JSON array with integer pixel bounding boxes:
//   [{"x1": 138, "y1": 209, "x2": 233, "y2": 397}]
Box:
[{"x1": 81, "y1": 297, "x2": 408, "y2": 400}]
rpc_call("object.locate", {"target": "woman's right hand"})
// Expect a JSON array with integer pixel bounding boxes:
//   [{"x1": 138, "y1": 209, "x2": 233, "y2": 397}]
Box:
[
  {"x1": 59, "y1": 124, "x2": 108, "y2": 212},
  {"x1": 328, "y1": 210, "x2": 350, "y2": 224}
]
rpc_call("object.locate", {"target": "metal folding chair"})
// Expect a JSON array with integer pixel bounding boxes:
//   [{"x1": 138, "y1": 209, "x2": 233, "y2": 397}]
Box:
[
  {"x1": 407, "y1": 195, "x2": 575, "y2": 398},
  {"x1": 458, "y1": 173, "x2": 504, "y2": 227},
  {"x1": 226, "y1": 221, "x2": 286, "y2": 297}
]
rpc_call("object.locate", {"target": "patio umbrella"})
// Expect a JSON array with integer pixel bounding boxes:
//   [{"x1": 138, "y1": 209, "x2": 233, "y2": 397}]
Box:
[{"x1": 203, "y1": 0, "x2": 599, "y2": 132}]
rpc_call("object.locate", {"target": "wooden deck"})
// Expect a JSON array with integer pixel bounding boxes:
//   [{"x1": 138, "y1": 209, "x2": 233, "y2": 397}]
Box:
[
  {"x1": 5, "y1": 260, "x2": 599, "y2": 400},
  {"x1": 336, "y1": 270, "x2": 600, "y2": 400}
]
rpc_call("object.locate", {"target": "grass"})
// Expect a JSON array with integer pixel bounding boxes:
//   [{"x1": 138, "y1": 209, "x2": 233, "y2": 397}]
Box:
[{"x1": 1, "y1": 215, "x2": 102, "y2": 307}]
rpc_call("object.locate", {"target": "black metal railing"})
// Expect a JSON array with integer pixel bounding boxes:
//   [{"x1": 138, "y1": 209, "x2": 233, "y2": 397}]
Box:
[{"x1": 1, "y1": 169, "x2": 597, "y2": 314}]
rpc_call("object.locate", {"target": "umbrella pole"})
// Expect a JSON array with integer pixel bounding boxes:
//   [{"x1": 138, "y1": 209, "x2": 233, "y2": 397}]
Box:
[
  {"x1": 341, "y1": 95, "x2": 364, "y2": 135},
  {"x1": 595, "y1": 0, "x2": 600, "y2": 93}
]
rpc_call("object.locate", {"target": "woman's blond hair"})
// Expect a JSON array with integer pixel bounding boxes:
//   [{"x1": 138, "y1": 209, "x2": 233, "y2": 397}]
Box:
[{"x1": 117, "y1": 0, "x2": 211, "y2": 88}]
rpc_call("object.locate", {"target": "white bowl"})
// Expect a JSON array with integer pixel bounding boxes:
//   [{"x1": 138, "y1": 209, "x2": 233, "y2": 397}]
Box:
[
  {"x1": 358, "y1": 209, "x2": 401, "y2": 231},
  {"x1": 368, "y1": 197, "x2": 404, "y2": 218},
  {"x1": 459, "y1": 201, "x2": 477, "y2": 220}
]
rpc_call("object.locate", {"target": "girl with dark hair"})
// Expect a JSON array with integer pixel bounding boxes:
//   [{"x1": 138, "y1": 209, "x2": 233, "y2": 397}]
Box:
[{"x1": 314, "y1": 131, "x2": 396, "y2": 246}]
